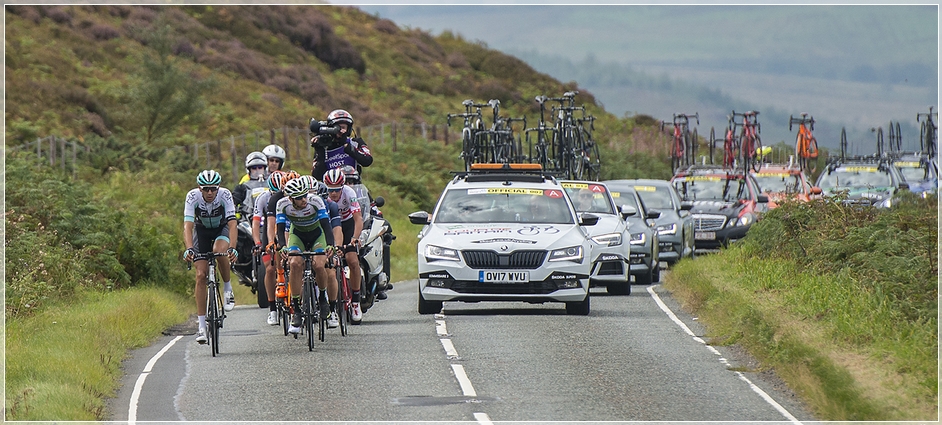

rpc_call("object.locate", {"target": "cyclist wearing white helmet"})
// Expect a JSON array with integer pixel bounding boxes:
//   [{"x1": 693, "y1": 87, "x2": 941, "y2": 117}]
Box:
[
  {"x1": 262, "y1": 143, "x2": 287, "y2": 172},
  {"x1": 323, "y1": 167, "x2": 367, "y2": 323},
  {"x1": 183, "y1": 170, "x2": 238, "y2": 344},
  {"x1": 311, "y1": 109, "x2": 373, "y2": 180}
]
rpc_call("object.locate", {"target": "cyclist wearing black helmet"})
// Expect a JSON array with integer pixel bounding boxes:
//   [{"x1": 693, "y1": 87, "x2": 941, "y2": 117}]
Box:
[{"x1": 311, "y1": 109, "x2": 373, "y2": 179}]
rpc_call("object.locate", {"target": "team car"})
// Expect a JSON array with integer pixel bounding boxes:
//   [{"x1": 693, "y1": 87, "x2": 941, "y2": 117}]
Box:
[
  {"x1": 409, "y1": 164, "x2": 597, "y2": 315},
  {"x1": 815, "y1": 157, "x2": 909, "y2": 208},
  {"x1": 670, "y1": 165, "x2": 769, "y2": 251},
  {"x1": 893, "y1": 155, "x2": 937, "y2": 197},
  {"x1": 561, "y1": 180, "x2": 633, "y2": 295},
  {"x1": 599, "y1": 183, "x2": 661, "y2": 285},
  {"x1": 605, "y1": 179, "x2": 694, "y2": 266},
  {"x1": 750, "y1": 165, "x2": 822, "y2": 208}
]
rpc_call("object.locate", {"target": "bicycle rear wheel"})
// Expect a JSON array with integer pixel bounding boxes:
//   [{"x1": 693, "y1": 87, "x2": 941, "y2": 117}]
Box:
[{"x1": 751, "y1": 134, "x2": 763, "y2": 172}]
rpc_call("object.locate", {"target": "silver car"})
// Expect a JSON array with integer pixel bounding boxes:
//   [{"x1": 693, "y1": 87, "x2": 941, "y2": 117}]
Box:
[
  {"x1": 598, "y1": 182, "x2": 661, "y2": 285},
  {"x1": 410, "y1": 165, "x2": 598, "y2": 315},
  {"x1": 561, "y1": 180, "x2": 633, "y2": 295},
  {"x1": 605, "y1": 179, "x2": 695, "y2": 266}
]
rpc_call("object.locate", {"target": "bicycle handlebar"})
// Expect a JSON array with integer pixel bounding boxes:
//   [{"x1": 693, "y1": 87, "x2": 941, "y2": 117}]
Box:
[{"x1": 789, "y1": 114, "x2": 815, "y2": 131}]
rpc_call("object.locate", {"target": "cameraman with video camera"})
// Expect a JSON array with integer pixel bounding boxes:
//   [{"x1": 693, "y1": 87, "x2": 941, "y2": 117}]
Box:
[{"x1": 310, "y1": 109, "x2": 373, "y2": 179}]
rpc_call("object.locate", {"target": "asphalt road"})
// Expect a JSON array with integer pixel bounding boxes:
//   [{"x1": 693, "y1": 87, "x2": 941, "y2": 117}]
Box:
[{"x1": 108, "y1": 277, "x2": 817, "y2": 423}]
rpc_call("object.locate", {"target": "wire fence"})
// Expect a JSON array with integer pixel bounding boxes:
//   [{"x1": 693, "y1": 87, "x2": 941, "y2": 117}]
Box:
[{"x1": 10, "y1": 121, "x2": 458, "y2": 184}]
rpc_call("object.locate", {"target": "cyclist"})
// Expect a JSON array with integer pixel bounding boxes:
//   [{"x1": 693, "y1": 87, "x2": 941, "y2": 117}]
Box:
[
  {"x1": 311, "y1": 109, "x2": 373, "y2": 179},
  {"x1": 323, "y1": 167, "x2": 365, "y2": 323},
  {"x1": 264, "y1": 170, "x2": 301, "y2": 322},
  {"x1": 182, "y1": 170, "x2": 238, "y2": 344},
  {"x1": 275, "y1": 177, "x2": 335, "y2": 335},
  {"x1": 253, "y1": 170, "x2": 286, "y2": 326},
  {"x1": 309, "y1": 178, "x2": 343, "y2": 328}
]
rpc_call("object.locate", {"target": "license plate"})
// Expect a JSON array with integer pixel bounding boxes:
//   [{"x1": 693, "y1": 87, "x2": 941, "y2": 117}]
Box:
[
  {"x1": 479, "y1": 271, "x2": 529, "y2": 283},
  {"x1": 695, "y1": 231, "x2": 716, "y2": 240}
]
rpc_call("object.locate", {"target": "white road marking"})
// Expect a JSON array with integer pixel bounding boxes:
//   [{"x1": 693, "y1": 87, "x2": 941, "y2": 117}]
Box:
[
  {"x1": 441, "y1": 338, "x2": 459, "y2": 358},
  {"x1": 647, "y1": 285, "x2": 802, "y2": 424},
  {"x1": 128, "y1": 335, "x2": 183, "y2": 424},
  {"x1": 450, "y1": 364, "x2": 477, "y2": 397},
  {"x1": 436, "y1": 319, "x2": 448, "y2": 336},
  {"x1": 474, "y1": 412, "x2": 494, "y2": 425}
]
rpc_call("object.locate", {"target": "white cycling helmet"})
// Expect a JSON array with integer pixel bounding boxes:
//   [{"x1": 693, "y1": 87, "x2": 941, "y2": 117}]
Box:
[
  {"x1": 262, "y1": 144, "x2": 286, "y2": 168},
  {"x1": 244, "y1": 151, "x2": 267, "y2": 170},
  {"x1": 283, "y1": 178, "x2": 309, "y2": 199}
]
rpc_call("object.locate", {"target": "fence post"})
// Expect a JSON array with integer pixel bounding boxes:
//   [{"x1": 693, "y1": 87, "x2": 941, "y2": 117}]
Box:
[
  {"x1": 205, "y1": 142, "x2": 211, "y2": 170},
  {"x1": 270, "y1": 129, "x2": 276, "y2": 148},
  {"x1": 49, "y1": 136, "x2": 55, "y2": 166},
  {"x1": 231, "y1": 135, "x2": 238, "y2": 184},
  {"x1": 391, "y1": 122, "x2": 397, "y2": 152},
  {"x1": 381, "y1": 123, "x2": 385, "y2": 145},
  {"x1": 72, "y1": 140, "x2": 77, "y2": 179},
  {"x1": 421, "y1": 122, "x2": 427, "y2": 140},
  {"x1": 36, "y1": 137, "x2": 40, "y2": 159}
]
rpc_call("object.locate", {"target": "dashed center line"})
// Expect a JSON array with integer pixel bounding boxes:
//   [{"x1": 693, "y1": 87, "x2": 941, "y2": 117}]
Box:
[{"x1": 436, "y1": 315, "x2": 488, "y2": 424}]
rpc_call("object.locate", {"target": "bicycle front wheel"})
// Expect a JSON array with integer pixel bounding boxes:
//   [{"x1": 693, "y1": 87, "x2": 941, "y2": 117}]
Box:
[
  {"x1": 303, "y1": 278, "x2": 315, "y2": 351},
  {"x1": 207, "y1": 283, "x2": 220, "y2": 356},
  {"x1": 337, "y1": 267, "x2": 350, "y2": 336},
  {"x1": 751, "y1": 134, "x2": 762, "y2": 173}
]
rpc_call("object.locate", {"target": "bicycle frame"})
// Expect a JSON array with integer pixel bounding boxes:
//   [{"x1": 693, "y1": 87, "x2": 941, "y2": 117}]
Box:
[
  {"x1": 733, "y1": 110, "x2": 762, "y2": 173},
  {"x1": 190, "y1": 252, "x2": 227, "y2": 357},
  {"x1": 287, "y1": 250, "x2": 326, "y2": 351},
  {"x1": 789, "y1": 113, "x2": 818, "y2": 172}
]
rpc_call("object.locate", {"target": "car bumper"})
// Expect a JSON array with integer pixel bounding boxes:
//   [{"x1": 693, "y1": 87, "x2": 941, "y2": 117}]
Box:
[
  {"x1": 419, "y1": 266, "x2": 590, "y2": 303},
  {"x1": 693, "y1": 225, "x2": 750, "y2": 249},
  {"x1": 588, "y1": 252, "x2": 630, "y2": 285}
]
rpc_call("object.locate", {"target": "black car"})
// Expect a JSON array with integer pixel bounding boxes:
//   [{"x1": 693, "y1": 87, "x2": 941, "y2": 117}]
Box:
[{"x1": 670, "y1": 166, "x2": 769, "y2": 251}]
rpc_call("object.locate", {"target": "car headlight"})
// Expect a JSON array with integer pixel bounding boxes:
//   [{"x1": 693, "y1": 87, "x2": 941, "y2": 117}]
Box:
[
  {"x1": 880, "y1": 197, "x2": 893, "y2": 208},
  {"x1": 656, "y1": 223, "x2": 677, "y2": 235},
  {"x1": 425, "y1": 245, "x2": 460, "y2": 262},
  {"x1": 733, "y1": 213, "x2": 756, "y2": 227},
  {"x1": 629, "y1": 232, "x2": 646, "y2": 245},
  {"x1": 591, "y1": 232, "x2": 623, "y2": 246},
  {"x1": 549, "y1": 246, "x2": 583, "y2": 263}
]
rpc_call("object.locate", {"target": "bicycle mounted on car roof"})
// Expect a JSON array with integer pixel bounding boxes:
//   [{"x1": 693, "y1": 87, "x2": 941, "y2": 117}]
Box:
[
  {"x1": 789, "y1": 113, "x2": 819, "y2": 173},
  {"x1": 661, "y1": 113, "x2": 699, "y2": 174}
]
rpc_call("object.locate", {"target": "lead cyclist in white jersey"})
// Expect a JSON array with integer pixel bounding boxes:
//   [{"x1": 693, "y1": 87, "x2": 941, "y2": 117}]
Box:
[
  {"x1": 323, "y1": 167, "x2": 365, "y2": 324},
  {"x1": 182, "y1": 170, "x2": 238, "y2": 344}
]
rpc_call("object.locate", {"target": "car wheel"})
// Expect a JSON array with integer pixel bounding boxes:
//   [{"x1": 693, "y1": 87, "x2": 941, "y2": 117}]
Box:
[
  {"x1": 418, "y1": 288, "x2": 443, "y2": 315},
  {"x1": 565, "y1": 292, "x2": 590, "y2": 315}
]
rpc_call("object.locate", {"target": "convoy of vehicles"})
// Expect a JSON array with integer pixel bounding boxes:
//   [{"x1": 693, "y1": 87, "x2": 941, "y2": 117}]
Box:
[{"x1": 605, "y1": 179, "x2": 695, "y2": 266}]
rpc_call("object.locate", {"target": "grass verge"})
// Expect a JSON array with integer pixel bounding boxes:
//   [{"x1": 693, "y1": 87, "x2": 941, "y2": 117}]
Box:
[
  {"x1": 5, "y1": 286, "x2": 190, "y2": 421},
  {"x1": 664, "y1": 250, "x2": 937, "y2": 421}
]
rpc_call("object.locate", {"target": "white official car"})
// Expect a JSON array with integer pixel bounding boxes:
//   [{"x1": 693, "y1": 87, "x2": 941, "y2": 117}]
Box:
[{"x1": 409, "y1": 164, "x2": 598, "y2": 315}]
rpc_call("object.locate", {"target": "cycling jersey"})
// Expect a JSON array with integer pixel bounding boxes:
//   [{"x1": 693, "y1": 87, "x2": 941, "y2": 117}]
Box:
[
  {"x1": 312, "y1": 136, "x2": 373, "y2": 179},
  {"x1": 233, "y1": 178, "x2": 268, "y2": 219},
  {"x1": 275, "y1": 193, "x2": 335, "y2": 251},
  {"x1": 184, "y1": 188, "x2": 236, "y2": 229},
  {"x1": 333, "y1": 185, "x2": 362, "y2": 222},
  {"x1": 253, "y1": 190, "x2": 273, "y2": 245}
]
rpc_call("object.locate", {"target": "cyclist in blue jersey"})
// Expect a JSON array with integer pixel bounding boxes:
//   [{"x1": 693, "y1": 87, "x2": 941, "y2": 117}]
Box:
[{"x1": 183, "y1": 170, "x2": 238, "y2": 344}]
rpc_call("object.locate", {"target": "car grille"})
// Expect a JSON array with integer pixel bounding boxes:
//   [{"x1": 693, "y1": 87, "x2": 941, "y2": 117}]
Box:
[
  {"x1": 449, "y1": 280, "x2": 559, "y2": 295},
  {"x1": 596, "y1": 261, "x2": 624, "y2": 275},
  {"x1": 692, "y1": 214, "x2": 727, "y2": 231},
  {"x1": 462, "y1": 250, "x2": 547, "y2": 269}
]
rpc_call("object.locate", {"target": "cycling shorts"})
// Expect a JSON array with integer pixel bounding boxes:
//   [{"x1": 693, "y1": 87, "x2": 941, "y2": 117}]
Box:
[
  {"x1": 288, "y1": 227, "x2": 327, "y2": 253},
  {"x1": 193, "y1": 225, "x2": 231, "y2": 255}
]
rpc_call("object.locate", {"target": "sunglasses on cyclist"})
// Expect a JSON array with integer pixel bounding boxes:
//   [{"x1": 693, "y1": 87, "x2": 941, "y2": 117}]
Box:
[
  {"x1": 327, "y1": 188, "x2": 342, "y2": 193},
  {"x1": 249, "y1": 165, "x2": 266, "y2": 170},
  {"x1": 200, "y1": 186, "x2": 219, "y2": 193}
]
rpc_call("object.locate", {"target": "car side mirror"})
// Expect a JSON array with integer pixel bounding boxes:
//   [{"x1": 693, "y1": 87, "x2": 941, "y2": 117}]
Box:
[
  {"x1": 679, "y1": 201, "x2": 693, "y2": 211},
  {"x1": 620, "y1": 205, "x2": 637, "y2": 219},
  {"x1": 810, "y1": 186, "x2": 822, "y2": 195},
  {"x1": 646, "y1": 210, "x2": 661, "y2": 219},
  {"x1": 757, "y1": 194, "x2": 770, "y2": 203},
  {"x1": 579, "y1": 213, "x2": 599, "y2": 226},
  {"x1": 408, "y1": 211, "x2": 430, "y2": 225},
  {"x1": 373, "y1": 196, "x2": 385, "y2": 208}
]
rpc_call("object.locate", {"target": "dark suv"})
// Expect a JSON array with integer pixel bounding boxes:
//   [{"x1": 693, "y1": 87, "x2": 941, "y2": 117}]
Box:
[{"x1": 670, "y1": 166, "x2": 769, "y2": 251}]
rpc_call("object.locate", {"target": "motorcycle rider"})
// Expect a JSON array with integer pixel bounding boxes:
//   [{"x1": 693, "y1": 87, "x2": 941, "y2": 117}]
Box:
[
  {"x1": 233, "y1": 151, "x2": 269, "y2": 220},
  {"x1": 341, "y1": 165, "x2": 394, "y2": 300},
  {"x1": 311, "y1": 109, "x2": 373, "y2": 179}
]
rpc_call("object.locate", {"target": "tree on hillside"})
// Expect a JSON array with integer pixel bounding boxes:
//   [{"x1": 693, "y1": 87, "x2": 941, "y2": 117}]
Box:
[{"x1": 124, "y1": 24, "x2": 216, "y2": 146}]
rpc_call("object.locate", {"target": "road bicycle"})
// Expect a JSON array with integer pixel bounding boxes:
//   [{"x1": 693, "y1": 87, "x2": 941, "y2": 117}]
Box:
[
  {"x1": 332, "y1": 251, "x2": 351, "y2": 337},
  {"x1": 721, "y1": 114, "x2": 740, "y2": 171},
  {"x1": 840, "y1": 127, "x2": 849, "y2": 160},
  {"x1": 447, "y1": 99, "x2": 488, "y2": 171},
  {"x1": 188, "y1": 252, "x2": 229, "y2": 357},
  {"x1": 661, "y1": 113, "x2": 699, "y2": 173},
  {"x1": 524, "y1": 95, "x2": 557, "y2": 171},
  {"x1": 918, "y1": 106, "x2": 937, "y2": 159},
  {"x1": 272, "y1": 254, "x2": 290, "y2": 336},
  {"x1": 789, "y1": 113, "x2": 818, "y2": 172},
  {"x1": 546, "y1": 91, "x2": 600, "y2": 179},
  {"x1": 480, "y1": 99, "x2": 526, "y2": 164},
  {"x1": 287, "y1": 250, "x2": 328, "y2": 351},
  {"x1": 573, "y1": 113, "x2": 601, "y2": 181},
  {"x1": 873, "y1": 126, "x2": 885, "y2": 157},
  {"x1": 887, "y1": 121, "x2": 902, "y2": 156},
  {"x1": 733, "y1": 110, "x2": 762, "y2": 173}
]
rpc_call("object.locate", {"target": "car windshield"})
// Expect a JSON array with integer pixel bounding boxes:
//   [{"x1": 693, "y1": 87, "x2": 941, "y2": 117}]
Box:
[
  {"x1": 607, "y1": 188, "x2": 641, "y2": 211},
  {"x1": 434, "y1": 188, "x2": 574, "y2": 224},
  {"x1": 632, "y1": 185, "x2": 674, "y2": 209},
  {"x1": 819, "y1": 167, "x2": 892, "y2": 189},
  {"x1": 753, "y1": 173, "x2": 805, "y2": 194},
  {"x1": 561, "y1": 183, "x2": 616, "y2": 215},
  {"x1": 672, "y1": 176, "x2": 750, "y2": 202}
]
